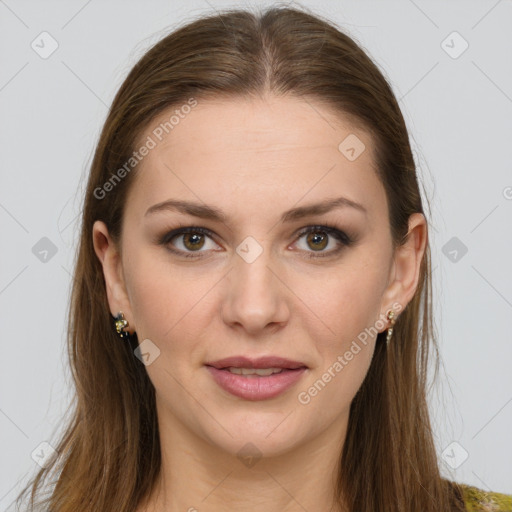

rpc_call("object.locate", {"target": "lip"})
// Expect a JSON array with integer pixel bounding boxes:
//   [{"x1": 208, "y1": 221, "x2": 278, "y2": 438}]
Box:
[
  {"x1": 204, "y1": 356, "x2": 308, "y2": 401},
  {"x1": 206, "y1": 366, "x2": 307, "y2": 401},
  {"x1": 205, "y1": 356, "x2": 307, "y2": 370}
]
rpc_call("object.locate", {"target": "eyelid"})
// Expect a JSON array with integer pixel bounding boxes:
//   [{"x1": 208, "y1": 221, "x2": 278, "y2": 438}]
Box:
[
  {"x1": 158, "y1": 224, "x2": 353, "y2": 258},
  {"x1": 158, "y1": 226, "x2": 221, "y2": 257},
  {"x1": 294, "y1": 224, "x2": 352, "y2": 245},
  {"x1": 290, "y1": 224, "x2": 353, "y2": 259}
]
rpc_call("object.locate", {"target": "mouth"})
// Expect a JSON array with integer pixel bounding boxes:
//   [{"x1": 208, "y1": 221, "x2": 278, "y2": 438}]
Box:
[
  {"x1": 205, "y1": 355, "x2": 308, "y2": 370},
  {"x1": 219, "y1": 367, "x2": 294, "y2": 376},
  {"x1": 204, "y1": 356, "x2": 308, "y2": 401}
]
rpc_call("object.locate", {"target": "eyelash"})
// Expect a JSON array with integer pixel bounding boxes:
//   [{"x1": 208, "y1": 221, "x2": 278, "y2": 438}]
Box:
[{"x1": 158, "y1": 224, "x2": 353, "y2": 260}]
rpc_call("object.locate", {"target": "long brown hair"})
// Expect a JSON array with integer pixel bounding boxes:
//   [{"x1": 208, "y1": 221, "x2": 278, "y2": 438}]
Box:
[{"x1": 16, "y1": 5, "x2": 466, "y2": 511}]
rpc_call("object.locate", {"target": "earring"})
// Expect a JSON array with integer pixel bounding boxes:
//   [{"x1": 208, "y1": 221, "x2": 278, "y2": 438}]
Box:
[
  {"x1": 114, "y1": 311, "x2": 130, "y2": 339},
  {"x1": 386, "y1": 310, "x2": 396, "y2": 346}
]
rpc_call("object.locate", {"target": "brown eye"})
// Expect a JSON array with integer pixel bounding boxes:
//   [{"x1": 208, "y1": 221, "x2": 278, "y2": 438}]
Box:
[
  {"x1": 305, "y1": 231, "x2": 329, "y2": 251},
  {"x1": 294, "y1": 225, "x2": 352, "y2": 258},
  {"x1": 181, "y1": 232, "x2": 206, "y2": 251},
  {"x1": 159, "y1": 227, "x2": 220, "y2": 259}
]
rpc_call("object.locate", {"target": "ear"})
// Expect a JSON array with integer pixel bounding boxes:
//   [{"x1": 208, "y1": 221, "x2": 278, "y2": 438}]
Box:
[
  {"x1": 92, "y1": 220, "x2": 136, "y2": 334},
  {"x1": 379, "y1": 213, "x2": 428, "y2": 329}
]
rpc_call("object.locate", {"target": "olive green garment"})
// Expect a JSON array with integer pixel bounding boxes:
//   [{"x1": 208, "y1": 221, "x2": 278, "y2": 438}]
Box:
[{"x1": 461, "y1": 484, "x2": 512, "y2": 511}]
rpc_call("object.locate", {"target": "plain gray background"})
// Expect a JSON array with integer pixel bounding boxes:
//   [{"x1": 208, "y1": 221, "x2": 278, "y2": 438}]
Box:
[{"x1": 1, "y1": 0, "x2": 511, "y2": 508}]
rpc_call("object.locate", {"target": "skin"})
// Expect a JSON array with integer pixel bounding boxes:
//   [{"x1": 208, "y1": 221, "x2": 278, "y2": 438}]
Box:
[{"x1": 93, "y1": 94, "x2": 427, "y2": 512}]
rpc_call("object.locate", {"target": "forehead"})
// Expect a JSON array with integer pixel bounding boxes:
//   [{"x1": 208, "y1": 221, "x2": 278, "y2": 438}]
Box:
[{"x1": 127, "y1": 95, "x2": 385, "y2": 220}]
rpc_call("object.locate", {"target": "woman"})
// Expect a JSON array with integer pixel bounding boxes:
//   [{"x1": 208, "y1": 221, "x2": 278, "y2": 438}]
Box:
[{"x1": 15, "y1": 6, "x2": 511, "y2": 512}]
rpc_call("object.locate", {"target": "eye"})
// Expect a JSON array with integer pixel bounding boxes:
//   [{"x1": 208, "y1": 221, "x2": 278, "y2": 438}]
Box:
[
  {"x1": 158, "y1": 224, "x2": 353, "y2": 259},
  {"x1": 159, "y1": 226, "x2": 220, "y2": 259},
  {"x1": 293, "y1": 225, "x2": 353, "y2": 258}
]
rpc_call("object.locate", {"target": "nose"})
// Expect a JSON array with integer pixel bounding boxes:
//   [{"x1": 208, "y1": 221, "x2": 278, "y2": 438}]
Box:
[{"x1": 220, "y1": 244, "x2": 290, "y2": 336}]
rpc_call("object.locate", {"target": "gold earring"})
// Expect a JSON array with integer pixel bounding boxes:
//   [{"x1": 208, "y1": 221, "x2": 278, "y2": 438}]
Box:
[
  {"x1": 386, "y1": 310, "x2": 396, "y2": 346},
  {"x1": 114, "y1": 311, "x2": 130, "y2": 339}
]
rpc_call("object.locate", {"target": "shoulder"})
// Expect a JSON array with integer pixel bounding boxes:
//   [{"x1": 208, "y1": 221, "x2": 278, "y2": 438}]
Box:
[{"x1": 459, "y1": 483, "x2": 512, "y2": 511}]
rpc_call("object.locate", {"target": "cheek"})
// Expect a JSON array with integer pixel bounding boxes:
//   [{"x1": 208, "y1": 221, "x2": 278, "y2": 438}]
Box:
[
  {"x1": 294, "y1": 268, "x2": 381, "y2": 420},
  {"x1": 298, "y1": 259, "x2": 387, "y2": 349},
  {"x1": 297, "y1": 343, "x2": 373, "y2": 423},
  {"x1": 124, "y1": 248, "x2": 220, "y2": 356}
]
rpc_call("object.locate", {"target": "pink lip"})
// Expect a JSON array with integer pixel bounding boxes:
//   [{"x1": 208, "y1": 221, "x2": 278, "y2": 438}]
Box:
[{"x1": 205, "y1": 366, "x2": 307, "y2": 401}]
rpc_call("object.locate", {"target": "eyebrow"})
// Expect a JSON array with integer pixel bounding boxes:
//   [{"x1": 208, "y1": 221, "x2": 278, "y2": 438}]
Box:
[{"x1": 144, "y1": 196, "x2": 367, "y2": 222}]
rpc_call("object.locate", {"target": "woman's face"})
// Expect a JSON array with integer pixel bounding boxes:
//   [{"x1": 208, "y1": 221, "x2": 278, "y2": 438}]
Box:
[{"x1": 94, "y1": 95, "x2": 424, "y2": 458}]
